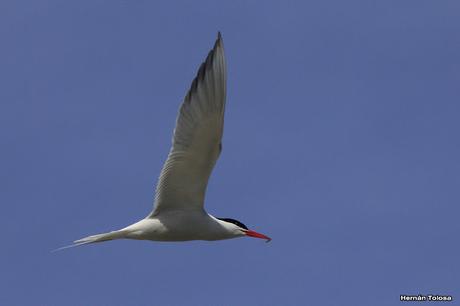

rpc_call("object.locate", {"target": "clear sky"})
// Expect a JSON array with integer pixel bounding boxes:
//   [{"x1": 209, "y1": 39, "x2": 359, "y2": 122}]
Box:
[{"x1": 1, "y1": 1, "x2": 459, "y2": 305}]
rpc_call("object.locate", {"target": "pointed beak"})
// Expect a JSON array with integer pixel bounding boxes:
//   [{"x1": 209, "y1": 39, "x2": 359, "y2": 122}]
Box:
[{"x1": 245, "y1": 230, "x2": 271, "y2": 242}]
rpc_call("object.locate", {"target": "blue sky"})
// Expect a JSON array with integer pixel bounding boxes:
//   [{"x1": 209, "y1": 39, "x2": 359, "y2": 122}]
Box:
[{"x1": 1, "y1": 1, "x2": 459, "y2": 305}]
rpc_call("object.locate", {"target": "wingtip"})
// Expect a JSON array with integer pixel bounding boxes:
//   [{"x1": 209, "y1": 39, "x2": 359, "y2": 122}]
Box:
[
  {"x1": 216, "y1": 31, "x2": 223, "y2": 45},
  {"x1": 183, "y1": 31, "x2": 226, "y2": 104}
]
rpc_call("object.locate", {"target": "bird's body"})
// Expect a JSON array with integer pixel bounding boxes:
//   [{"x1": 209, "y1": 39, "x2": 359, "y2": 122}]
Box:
[
  {"x1": 82, "y1": 212, "x2": 245, "y2": 243},
  {"x1": 61, "y1": 33, "x2": 270, "y2": 250}
]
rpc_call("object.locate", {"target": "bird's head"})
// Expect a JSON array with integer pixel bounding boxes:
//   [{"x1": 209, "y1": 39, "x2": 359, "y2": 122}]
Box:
[{"x1": 217, "y1": 218, "x2": 271, "y2": 242}]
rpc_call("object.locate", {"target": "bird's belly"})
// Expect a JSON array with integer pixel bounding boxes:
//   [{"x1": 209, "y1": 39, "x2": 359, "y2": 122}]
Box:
[{"x1": 125, "y1": 211, "x2": 234, "y2": 242}]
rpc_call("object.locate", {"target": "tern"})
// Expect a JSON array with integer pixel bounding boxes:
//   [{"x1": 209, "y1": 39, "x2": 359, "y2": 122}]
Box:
[{"x1": 61, "y1": 33, "x2": 270, "y2": 250}]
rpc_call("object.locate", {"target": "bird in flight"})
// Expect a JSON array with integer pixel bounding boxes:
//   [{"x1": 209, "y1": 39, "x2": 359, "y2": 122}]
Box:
[{"x1": 59, "y1": 32, "x2": 270, "y2": 250}]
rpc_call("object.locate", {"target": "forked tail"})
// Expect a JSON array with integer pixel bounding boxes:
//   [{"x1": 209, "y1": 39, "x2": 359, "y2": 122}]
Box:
[{"x1": 53, "y1": 230, "x2": 127, "y2": 252}]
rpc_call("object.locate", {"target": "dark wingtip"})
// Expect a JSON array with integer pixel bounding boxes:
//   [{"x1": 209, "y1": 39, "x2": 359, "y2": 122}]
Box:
[
  {"x1": 216, "y1": 31, "x2": 223, "y2": 47},
  {"x1": 185, "y1": 33, "x2": 223, "y2": 103}
]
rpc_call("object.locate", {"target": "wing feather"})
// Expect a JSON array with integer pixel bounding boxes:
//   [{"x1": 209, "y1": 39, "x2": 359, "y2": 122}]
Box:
[{"x1": 149, "y1": 33, "x2": 226, "y2": 216}]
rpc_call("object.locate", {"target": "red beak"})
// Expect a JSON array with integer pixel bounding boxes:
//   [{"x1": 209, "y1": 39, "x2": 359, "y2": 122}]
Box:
[{"x1": 245, "y1": 230, "x2": 271, "y2": 242}]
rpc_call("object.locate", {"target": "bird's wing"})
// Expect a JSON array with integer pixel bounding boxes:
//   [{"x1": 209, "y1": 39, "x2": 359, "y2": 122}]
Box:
[{"x1": 148, "y1": 33, "x2": 226, "y2": 216}]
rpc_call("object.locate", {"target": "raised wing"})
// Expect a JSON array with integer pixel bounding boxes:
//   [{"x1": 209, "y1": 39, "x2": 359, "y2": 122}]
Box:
[{"x1": 148, "y1": 33, "x2": 226, "y2": 216}]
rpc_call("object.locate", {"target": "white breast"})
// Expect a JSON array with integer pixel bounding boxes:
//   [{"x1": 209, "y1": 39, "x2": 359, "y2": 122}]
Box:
[{"x1": 121, "y1": 211, "x2": 244, "y2": 242}]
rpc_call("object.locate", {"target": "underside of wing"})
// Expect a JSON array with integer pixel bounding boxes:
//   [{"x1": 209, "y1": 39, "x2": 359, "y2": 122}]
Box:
[{"x1": 149, "y1": 33, "x2": 226, "y2": 216}]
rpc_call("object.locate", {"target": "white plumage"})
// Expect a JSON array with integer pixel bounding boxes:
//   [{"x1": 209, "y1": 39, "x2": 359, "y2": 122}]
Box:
[{"x1": 59, "y1": 33, "x2": 270, "y2": 251}]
